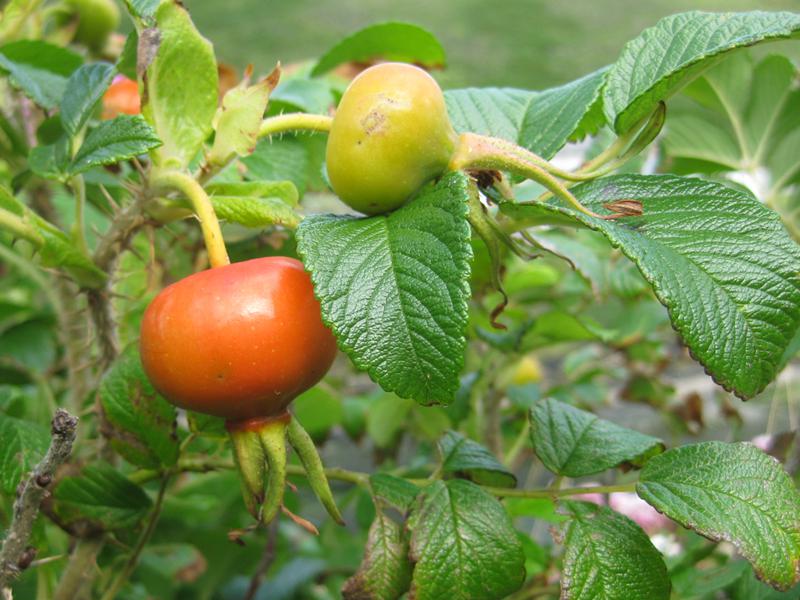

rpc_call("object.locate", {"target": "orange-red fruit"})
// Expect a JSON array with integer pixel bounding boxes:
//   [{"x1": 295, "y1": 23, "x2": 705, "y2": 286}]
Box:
[
  {"x1": 102, "y1": 76, "x2": 140, "y2": 119},
  {"x1": 140, "y1": 257, "x2": 337, "y2": 422}
]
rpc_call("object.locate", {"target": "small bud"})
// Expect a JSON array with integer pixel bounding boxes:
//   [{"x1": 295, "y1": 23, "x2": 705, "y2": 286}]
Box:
[{"x1": 17, "y1": 546, "x2": 37, "y2": 570}]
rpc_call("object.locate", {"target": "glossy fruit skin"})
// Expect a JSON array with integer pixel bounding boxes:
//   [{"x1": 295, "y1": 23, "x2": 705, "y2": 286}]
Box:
[
  {"x1": 102, "y1": 76, "x2": 140, "y2": 119},
  {"x1": 63, "y1": 0, "x2": 120, "y2": 51},
  {"x1": 326, "y1": 62, "x2": 457, "y2": 215},
  {"x1": 140, "y1": 257, "x2": 337, "y2": 422}
]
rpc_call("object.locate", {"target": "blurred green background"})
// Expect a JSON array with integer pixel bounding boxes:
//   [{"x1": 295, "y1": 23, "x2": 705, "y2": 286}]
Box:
[{"x1": 184, "y1": 0, "x2": 800, "y2": 89}]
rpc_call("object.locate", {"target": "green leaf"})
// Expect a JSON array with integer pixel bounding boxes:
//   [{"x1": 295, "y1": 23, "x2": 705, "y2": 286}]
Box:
[
  {"x1": 407, "y1": 479, "x2": 525, "y2": 600},
  {"x1": 206, "y1": 181, "x2": 298, "y2": 206},
  {"x1": 604, "y1": 11, "x2": 800, "y2": 133},
  {"x1": 292, "y1": 387, "x2": 342, "y2": 440},
  {"x1": 297, "y1": 172, "x2": 472, "y2": 405},
  {"x1": 311, "y1": 22, "x2": 446, "y2": 77},
  {"x1": 243, "y1": 134, "x2": 326, "y2": 196},
  {"x1": 369, "y1": 473, "x2": 420, "y2": 513},
  {"x1": 270, "y1": 78, "x2": 335, "y2": 115},
  {"x1": 0, "y1": 186, "x2": 106, "y2": 288},
  {"x1": 28, "y1": 137, "x2": 71, "y2": 181},
  {"x1": 70, "y1": 115, "x2": 162, "y2": 175},
  {"x1": 211, "y1": 195, "x2": 300, "y2": 229},
  {"x1": 61, "y1": 62, "x2": 116, "y2": 137},
  {"x1": 637, "y1": 441, "x2": 800, "y2": 590},
  {"x1": 366, "y1": 394, "x2": 413, "y2": 449},
  {"x1": 53, "y1": 463, "x2": 152, "y2": 531},
  {"x1": 556, "y1": 501, "x2": 671, "y2": 600},
  {"x1": 124, "y1": 0, "x2": 160, "y2": 20},
  {"x1": 501, "y1": 174, "x2": 800, "y2": 400},
  {"x1": 0, "y1": 40, "x2": 82, "y2": 109},
  {"x1": 0, "y1": 318, "x2": 56, "y2": 372},
  {"x1": 445, "y1": 67, "x2": 607, "y2": 159},
  {"x1": 99, "y1": 345, "x2": 179, "y2": 469},
  {"x1": 529, "y1": 398, "x2": 663, "y2": 477},
  {"x1": 0, "y1": 413, "x2": 49, "y2": 494},
  {"x1": 437, "y1": 430, "x2": 516, "y2": 488},
  {"x1": 342, "y1": 510, "x2": 412, "y2": 600},
  {"x1": 663, "y1": 52, "x2": 800, "y2": 193},
  {"x1": 208, "y1": 73, "x2": 276, "y2": 167},
  {"x1": 141, "y1": 0, "x2": 218, "y2": 168}
]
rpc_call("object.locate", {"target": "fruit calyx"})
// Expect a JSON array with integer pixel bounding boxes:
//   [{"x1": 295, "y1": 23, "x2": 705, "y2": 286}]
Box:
[{"x1": 227, "y1": 412, "x2": 343, "y2": 527}]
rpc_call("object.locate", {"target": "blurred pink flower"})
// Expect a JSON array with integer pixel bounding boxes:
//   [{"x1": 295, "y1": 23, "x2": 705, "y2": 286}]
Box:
[{"x1": 609, "y1": 492, "x2": 671, "y2": 534}]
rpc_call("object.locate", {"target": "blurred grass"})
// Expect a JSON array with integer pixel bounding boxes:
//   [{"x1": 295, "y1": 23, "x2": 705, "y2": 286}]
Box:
[{"x1": 184, "y1": 0, "x2": 800, "y2": 90}]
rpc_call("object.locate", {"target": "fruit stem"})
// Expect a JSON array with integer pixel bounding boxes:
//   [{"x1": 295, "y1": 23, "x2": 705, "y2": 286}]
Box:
[
  {"x1": 258, "y1": 113, "x2": 333, "y2": 139},
  {"x1": 449, "y1": 133, "x2": 606, "y2": 219},
  {"x1": 573, "y1": 101, "x2": 666, "y2": 179},
  {"x1": 287, "y1": 416, "x2": 345, "y2": 525},
  {"x1": 150, "y1": 170, "x2": 230, "y2": 268}
]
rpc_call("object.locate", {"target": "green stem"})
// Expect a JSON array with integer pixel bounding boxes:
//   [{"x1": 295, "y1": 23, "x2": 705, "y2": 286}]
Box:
[
  {"x1": 504, "y1": 420, "x2": 531, "y2": 468},
  {"x1": 150, "y1": 170, "x2": 230, "y2": 268},
  {"x1": 52, "y1": 536, "x2": 105, "y2": 600},
  {"x1": 484, "y1": 482, "x2": 636, "y2": 499},
  {"x1": 0, "y1": 207, "x2": 44, "y2": 246},
  {"x1": 258, "y1": 113, "x2": 332, "y2": 139},
  {"x1": 98, "y1": 476, "x2": 170, "y2": 600},
  {"x1": 449, "y1": 133, "x2": 604, "y2": 218},
  {"x1": 128, "y1": 457, "x2": 635, "y2": 500},
  {"x1": 68, "y1": 176, "x2": 88, "y2": 255}
]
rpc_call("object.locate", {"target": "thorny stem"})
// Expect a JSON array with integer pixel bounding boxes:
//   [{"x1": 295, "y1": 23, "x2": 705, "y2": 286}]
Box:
[
  {"x1": 97, "y1": 475, "x2": 171, "y2": 600},
  {"x1": 0, "y1": 409, "x2": 79, "y2": 590},
  {"x1": 89, "y1": 193, "x2": 150, "y2": 370},
  {"x1": 258, "y1": 113, "x2": 332, "y2": 139},
  {"x1": 150, "y1": 170, "x2": 230, "y2": 268},
  {"x1": 197, "y1": 113, "x2": 332, "y2": 185}
]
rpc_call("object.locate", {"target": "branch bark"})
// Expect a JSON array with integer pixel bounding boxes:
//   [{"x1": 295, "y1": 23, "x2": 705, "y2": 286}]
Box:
[{"x1": 0, "y1": 409, "x2": 79, "y2": 590}]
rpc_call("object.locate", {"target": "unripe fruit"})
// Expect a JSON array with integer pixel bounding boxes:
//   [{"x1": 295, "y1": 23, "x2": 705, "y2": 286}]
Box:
[
  {"x1": 326, "y1": 62, "x2": 457, "y2": 215},
  {"x1": 139, "y1": 257, "x2": 337, "y2": 423},
  {"x1": 62, "y1": 0, "x2": 120, "y2": 51}
]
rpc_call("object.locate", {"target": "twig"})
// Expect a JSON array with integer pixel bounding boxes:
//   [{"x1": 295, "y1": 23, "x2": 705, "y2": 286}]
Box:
[
  {"x1": 51, "y1": 536, "x2": 105, "y2": 600},
  {"x1": 128, "y1": 456, "x2": 637, "y2": 499},
  {"x1": 98, "y1": 475, "x2": 171, "y2": 600},
  {"x1": 0, "y1": 409, "x2": 79, "y2": 589},
  {"x1": 243, "y1": 520, "x2": 278, "y2": 600}
]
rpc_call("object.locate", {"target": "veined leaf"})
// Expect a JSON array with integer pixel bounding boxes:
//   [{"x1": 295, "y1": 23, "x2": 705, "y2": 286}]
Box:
[
  {"x1": 312, "y1": 22, "x2": 445, "y2": 76},
  {"x1": 297, "y1": 172, "x2": 472, "y2": 405},
  {"x1": 637, "y1": 442, "x2": 800, "y2": 590},
  {"x1": 502, "y1": 174, "x2": 800, "y2": 399},
  {"x1": 604, "y1": 11, "x2": 800, "y2": 133},
  {"x1": 445, "y1": 66, "x2": 608, "y2": 159},
  {"x1": 141, "y1": 0, "x2": 218, "y2": 168}
]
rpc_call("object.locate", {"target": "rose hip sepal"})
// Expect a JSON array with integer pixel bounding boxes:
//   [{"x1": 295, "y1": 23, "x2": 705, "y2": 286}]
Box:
[{"x1": 139, "y1": 256, "x2": 343, "y2": 526}]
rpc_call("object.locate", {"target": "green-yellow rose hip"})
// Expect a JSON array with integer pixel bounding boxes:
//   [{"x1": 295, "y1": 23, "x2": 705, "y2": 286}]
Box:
[{"x1": 326, "y1": 62, "x2": 457, "y2": 215}]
